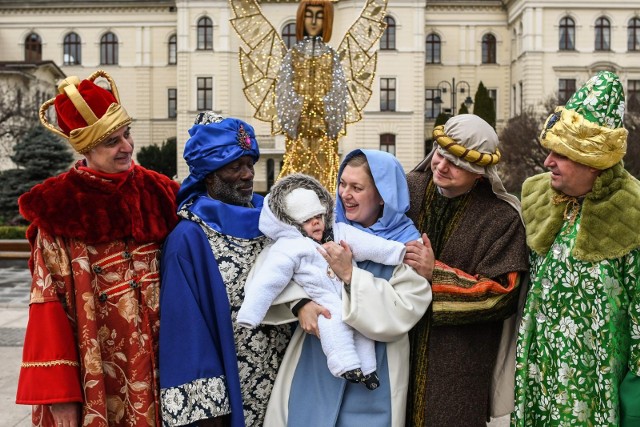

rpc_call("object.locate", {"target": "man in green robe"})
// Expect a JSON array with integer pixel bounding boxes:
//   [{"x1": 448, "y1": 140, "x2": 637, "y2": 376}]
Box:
[{"x1": 513, "y1": 71, "x2": 640, "y2": 426}]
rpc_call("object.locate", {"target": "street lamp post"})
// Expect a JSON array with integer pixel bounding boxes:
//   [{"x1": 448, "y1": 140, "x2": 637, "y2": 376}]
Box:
[{"x1": 433, "y1": 77, "x2": 474, "y2": 115}]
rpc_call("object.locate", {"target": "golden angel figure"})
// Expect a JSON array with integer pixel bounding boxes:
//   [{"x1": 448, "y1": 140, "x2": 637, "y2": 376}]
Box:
[{"x1": 229, "y1": 0, "x2": 387, "y2": 190}]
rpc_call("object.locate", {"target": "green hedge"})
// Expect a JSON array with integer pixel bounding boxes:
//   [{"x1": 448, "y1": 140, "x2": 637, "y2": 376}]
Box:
[{"x1": 0, "y1": 226, "x2": 28, "y2": 239}]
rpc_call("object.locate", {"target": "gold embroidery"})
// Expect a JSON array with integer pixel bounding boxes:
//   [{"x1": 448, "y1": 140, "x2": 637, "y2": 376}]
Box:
[{"x1": 22, "y1": 359, "x2": 79, "y2": 368}]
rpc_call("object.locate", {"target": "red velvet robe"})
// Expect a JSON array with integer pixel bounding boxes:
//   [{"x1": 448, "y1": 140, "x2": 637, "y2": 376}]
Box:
[{"x1": 16, "y1": 163, "x2": 178, "y2": 426}]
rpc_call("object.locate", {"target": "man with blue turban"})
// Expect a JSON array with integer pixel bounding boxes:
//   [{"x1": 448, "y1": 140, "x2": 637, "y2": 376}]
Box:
[{"x1": 158, "y1": 113, "x2": 293, "y2": 427}]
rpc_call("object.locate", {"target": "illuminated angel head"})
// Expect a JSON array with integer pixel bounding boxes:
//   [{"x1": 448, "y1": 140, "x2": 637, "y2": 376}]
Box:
[{"x1": 296, "y1": 0, "x2": 334, "y2": 42}]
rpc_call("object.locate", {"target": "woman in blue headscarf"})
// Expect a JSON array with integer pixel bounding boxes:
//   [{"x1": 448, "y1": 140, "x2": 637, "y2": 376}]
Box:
[{"x1": 261, "y1": 149, "x2": 432, "y2": 426}]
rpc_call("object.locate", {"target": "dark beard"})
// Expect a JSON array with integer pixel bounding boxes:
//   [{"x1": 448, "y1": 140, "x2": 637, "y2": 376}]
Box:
[{"x1": 207, "y1": 177, "x2": 253, "y2": 206}]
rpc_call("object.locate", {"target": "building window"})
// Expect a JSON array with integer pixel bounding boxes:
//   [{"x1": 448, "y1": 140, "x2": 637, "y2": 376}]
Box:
[
  {"x1": 380, "y1": 78, "x2": 396, "y2": 111},
  {"x1": 559, "y1": 17, "x2": 575, "y2": 50},
  {"x1": 425, "y1": 88, "x2": 441, "y2": 119},
  {"x1": 425, "y1": 33, "x2": 441, "y2": 64},
  {"x1": 628, "y1": 80, "x2": 640, "y2": 112},
  {"x1": 16, "y1": 89, "x2": 22, "y2": 113},
  {"x1": 628, "y1": 17, "x2": 640, "y2": 51},
  {"x1": 595, "y1": 17, "x2": 611, "y2": 51},
  {"x1": 34, "y1": 89, "x2": 49, "y2": 107},
  {"x1": 558, "y1": 79, "x2": 576, "y2": 104},
  {"x1": 380, "y1": 16, "x2": 395, "y2": 50},
  {"x1": 481, "y1": 33, "x2": 496, "y2": 64},
  {"x1": 24, "y1": 33, "x2": 42, "y2": 62},
  {"x1": 282, "y1": 23, "x2": 296, "y2": 49},
  {"x1": 197, "y1": 77, "x2": 213, "y2": 110},
  {"x1": 168, "y1": 88, "x2": 177, "y2": 118},
  {"x1": 168, "y1": 34, "x2": 177, "y2": 65},
  {"x1": 488, "y1": 89, "x2": 497, "y2": 114},
  {"x1": 267, "y1": 158, "x2": 275, "y2": 190},
  {"x1": 100, "y1": 32, "x2": 118, "y2": 65},
  {"x1": 63, "y1": 32, "x2": 81, "y2": 65},
  {"x1": 380, "y1": 134, "x2": 396, "y2": 155},
  {"x1": 518, "y1": 82, "x2": 523, "y2": 114},
  {"x1": 197, "y1": 17, "x2": 213, "y2": 50}
]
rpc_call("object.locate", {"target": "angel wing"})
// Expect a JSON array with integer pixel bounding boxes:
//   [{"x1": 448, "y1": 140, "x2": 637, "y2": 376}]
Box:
[
  {"x1": 229, "y1": 0, "x2": 287, "y2": 134},
  {"x1": 337, "y1": 0, "x2": 388, "y2": 124}
]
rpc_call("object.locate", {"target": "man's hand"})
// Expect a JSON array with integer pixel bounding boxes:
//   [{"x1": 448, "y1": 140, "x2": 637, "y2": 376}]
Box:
[
  {"x1": 297, "y1": 301, "x2": 331, "y2": 337},
  {"x1": 50, "y1": 402, "x2": 80, "y2": 427},
  {"x1": 404, "y1": 233, "x2": 435, "y2": 281}
]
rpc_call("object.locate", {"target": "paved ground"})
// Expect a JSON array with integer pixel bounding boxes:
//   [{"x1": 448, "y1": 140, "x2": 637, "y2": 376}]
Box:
[
  {"x1": 0, "y1": 265, "x2": 32, "y2": 426},
  {"x1": 0, "y1": 265, "x2": 509, "y2": 426}
]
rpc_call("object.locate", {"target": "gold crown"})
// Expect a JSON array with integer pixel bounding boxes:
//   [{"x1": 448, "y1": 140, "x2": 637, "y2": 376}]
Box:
[{"x1": 39, "y1": 70, "x2": 132, "y2": 154}]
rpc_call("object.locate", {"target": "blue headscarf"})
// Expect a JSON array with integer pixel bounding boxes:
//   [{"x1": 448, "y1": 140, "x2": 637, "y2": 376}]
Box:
[
  {"x1": 336, "y1": 149, "x2": 419, "y2": 244},
  {"x1": 177, "y1": 116, "x2": 260, "y2": 208}
]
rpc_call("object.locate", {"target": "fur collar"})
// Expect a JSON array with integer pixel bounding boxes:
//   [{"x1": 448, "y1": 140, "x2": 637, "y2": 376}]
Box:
[
  {"x1": 522, "y1": 163, "x2": 640, "y2": 262},
  {"x1": 19, "y1": 164, "x2": 179, "y2": 244}
]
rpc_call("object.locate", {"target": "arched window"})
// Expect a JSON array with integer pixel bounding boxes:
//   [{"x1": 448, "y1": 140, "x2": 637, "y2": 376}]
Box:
[
  {"x1": 197, "y1": 17, "x2": 213, "y2": 50},
  {"x1": 100, "y1": 32, "x2": 118, "y2": 65},
  {"x1": 595, "y1": 17, "x2": 611, "y2": 51},
  {"x1": 628, "y1": 17, "x2": 640, "y2": 51},
  {"x1": 481, "y1": 33, "x2": 496, "y2": 64},
  {"x1": 379, "y1": 134, "x2": 396, "y2": 156},
  {"x1": 282, "y1": 23, "x2": 296, "y2": 49},
  {"x1": 426, "y1": 33, "x2": 441, "y2": 64},
  {"x1": 63, "y1": 32, "x2": 81, "y2": 65},
  {"x1": 380, "y1": 16, "x2": 395, "y2": 50},
  {"x1": 25, "y1": 33, "x2": 42, "y2": 62},
  {"x1": 168, "y1": 34, "x2": 177, "y2": 65},
  {"x1": 559, "y1": 17, "x2": 575, "y2": 50}
]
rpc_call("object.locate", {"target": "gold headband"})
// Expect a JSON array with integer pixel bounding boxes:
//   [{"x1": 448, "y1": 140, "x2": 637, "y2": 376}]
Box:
[
  {"x1": 39, "y1": 70, "x2": 132, "y2": 154},
  {"x1": 540, "y1": 107, "x2": 627, "y2": 170},
  {"x1": 433, "y1": 125, "x2": 501, "y2": 166}
]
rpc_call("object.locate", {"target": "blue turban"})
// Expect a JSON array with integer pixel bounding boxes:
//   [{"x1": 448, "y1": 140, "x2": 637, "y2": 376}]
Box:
[{"x1": 177, "y1": 117, "x2": 260, "y2": 207}]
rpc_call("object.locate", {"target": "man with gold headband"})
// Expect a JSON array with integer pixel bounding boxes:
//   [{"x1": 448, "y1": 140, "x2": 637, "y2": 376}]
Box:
[
  {"x1": 15, "y1": 71, "x2": 179, "y2": 426},
  {"x1": 403, "y1": 114, "x2": 529, "y2": 426},
  {"x1": 513, "y1": 71, "x2": 640, "y2": 426}
]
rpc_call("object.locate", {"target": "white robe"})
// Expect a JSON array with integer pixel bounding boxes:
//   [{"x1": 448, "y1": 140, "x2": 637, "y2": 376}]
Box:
[{"x1": 255, "y1": 260, "x2": 431, "y2": 426}]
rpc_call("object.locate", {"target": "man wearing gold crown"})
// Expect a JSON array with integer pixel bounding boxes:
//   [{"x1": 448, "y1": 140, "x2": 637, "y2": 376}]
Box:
[
  {"x1": 513, "y1": 71, "x2": 640, "y2": 426},
  {"x1": 15, "y1": 71, "x2": 179, "y2": 426},
  {"x1": 403, "y1": 114, "x2": 529, "y2": 426}
]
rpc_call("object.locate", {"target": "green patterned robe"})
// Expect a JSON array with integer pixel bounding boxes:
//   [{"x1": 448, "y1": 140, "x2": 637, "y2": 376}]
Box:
[{"x1": 513, "y1": 212, "x2": 640, "y2": 426}]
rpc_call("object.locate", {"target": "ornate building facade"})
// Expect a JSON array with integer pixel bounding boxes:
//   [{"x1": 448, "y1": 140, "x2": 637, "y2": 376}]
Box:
[{"x1": 0, "y1": 0, "x2": 638, "y2": 188}]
